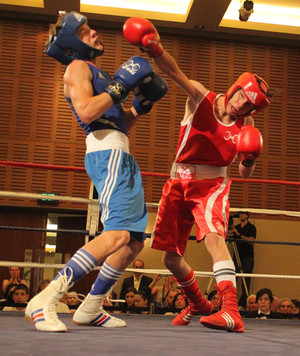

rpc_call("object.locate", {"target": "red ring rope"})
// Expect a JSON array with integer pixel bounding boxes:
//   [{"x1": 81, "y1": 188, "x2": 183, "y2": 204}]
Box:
[{"x1": 0, "y1": 160, "x2": 299, "y2": 186}]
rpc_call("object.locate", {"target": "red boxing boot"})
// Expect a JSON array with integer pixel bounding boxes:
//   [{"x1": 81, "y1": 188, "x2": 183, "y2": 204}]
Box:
[
  {"x1": 172, "y1": 270, "x2": 213, "y2": 326},
  {"x1": 173, "y1": 298, "x2": 213, "y2": 326},
  {"x1": 200, "y1": 281, "x2": 244, "y2": 332}
]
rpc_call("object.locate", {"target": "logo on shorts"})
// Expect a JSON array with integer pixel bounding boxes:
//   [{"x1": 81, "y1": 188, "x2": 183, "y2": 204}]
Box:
[
  {"x1": 224, "y1": 131, "x2": 238, "y2": 143},
  {"x1": 121, "y1": 59, "x2": 141, "y2": 75},
  {"x1": 177, "y1": 166, "x2": 196, "y2": 179}
]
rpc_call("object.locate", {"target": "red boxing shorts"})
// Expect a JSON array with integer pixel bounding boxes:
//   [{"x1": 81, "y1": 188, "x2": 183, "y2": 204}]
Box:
[{"x1": 150, "y1": 177, "x2": 231, "y2": 256}]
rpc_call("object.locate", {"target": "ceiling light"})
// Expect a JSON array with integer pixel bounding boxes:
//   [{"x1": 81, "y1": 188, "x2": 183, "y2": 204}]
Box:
[
  {"x1": 80, "y1": 0, "x2": 194, "y2": 22},
  {"x1": 0, "y1": 0, "x2": 43, "y2": 7},
  {"x1": 239, "y1": 1, "x2": 254, "y2": 22},
  {"x1": 220, "y1": 0, "x2": 300, "y2": 35}
]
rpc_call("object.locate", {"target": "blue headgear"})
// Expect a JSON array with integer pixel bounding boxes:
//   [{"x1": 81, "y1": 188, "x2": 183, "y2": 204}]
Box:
[{"x1": 45, "y1": 12, "x2": 104, "y2": 65}]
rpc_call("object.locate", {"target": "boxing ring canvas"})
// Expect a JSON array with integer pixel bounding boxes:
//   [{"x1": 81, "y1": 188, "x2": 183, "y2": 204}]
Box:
[{"x1": 0, "y1": 312, "x2": 299, "y2": 355}]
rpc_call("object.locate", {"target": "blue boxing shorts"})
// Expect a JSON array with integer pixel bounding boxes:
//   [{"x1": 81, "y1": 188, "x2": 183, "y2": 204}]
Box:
[{"x1": 85, "y1": 149, "x2": 148, "y2": 242}]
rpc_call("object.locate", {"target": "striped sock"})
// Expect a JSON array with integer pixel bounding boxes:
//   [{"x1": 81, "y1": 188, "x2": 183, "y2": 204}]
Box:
[
  {"x1": 213, "y1": 260, "x2": 236, "y2": 287},
  {"x1": 55, "y1": 248, "x2": 98, "y2": 285},
  {"x1": 90, "y1": 261, "x2": 123, "y2": 296},
  {"x1": 175, "y1": 269, "x2": 204, "y2": 304}
]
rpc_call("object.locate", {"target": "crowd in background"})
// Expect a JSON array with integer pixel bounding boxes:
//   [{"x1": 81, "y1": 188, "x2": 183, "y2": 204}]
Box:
[{"x1": 0, "y1": 264, "x2": 299, "y2": 320}]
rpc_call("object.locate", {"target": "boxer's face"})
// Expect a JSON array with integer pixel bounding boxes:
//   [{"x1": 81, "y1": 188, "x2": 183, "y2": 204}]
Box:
[
  {"x1": 227, "y1": 89, "x2": 254, "y2": 116},
  {"x1": 77, "y1": 23, "x2": 104, "y2": 52}
]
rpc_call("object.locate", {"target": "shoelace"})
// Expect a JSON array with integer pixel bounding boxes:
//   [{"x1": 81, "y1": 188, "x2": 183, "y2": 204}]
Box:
[
  {"x1": 66, "y1": 292, "x2": 86, "y2": 303},
  {"x1": 45, "y1": 267, "x2": 75, "y2": 321},
  {"x1": 105, "y1": 289, "x2": 125, "y2": 305},
  {"x1": 61, "y1": 266, "x2": 74, "y2": 288}
]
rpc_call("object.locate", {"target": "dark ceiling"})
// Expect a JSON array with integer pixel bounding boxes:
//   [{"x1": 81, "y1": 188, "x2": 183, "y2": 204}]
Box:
[{"x1": 0, "y1": 0, "x2": 299, "y2": 47}]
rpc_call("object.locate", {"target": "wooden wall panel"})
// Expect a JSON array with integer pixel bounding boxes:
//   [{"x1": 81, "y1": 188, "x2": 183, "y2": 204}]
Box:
[
  {"x1": 0, "y1": 18, "x2": 299, "y2": 213},
  {"x1": 195, "y1": 39, "x2": 212, "y2": 88},
  {"x1": 214, "y1": 41, "x2": 231, "y2": 93},
  {"x1": 35, "y1": 80, "x2": 56, "y2": 140}
]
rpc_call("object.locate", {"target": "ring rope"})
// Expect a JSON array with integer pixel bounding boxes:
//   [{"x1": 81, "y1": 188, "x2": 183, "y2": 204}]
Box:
[
  {"x1": 0, "y1": 190, "x2": 96, "y2": 204},
  {"x1": 1, "y1": 190, "x2": 299, "y2": 217},
  {"x1": 0, "y1": 225, "x2": 299, "y2": 247},
  {"x1": 0, "y1": 225, "x2": 92, "y2": 235},
  {"x1": 1, "y1": 163, "x2": 299, "y2": 285},
  {"x1": 0, "y1": 261, "x2": 299, "y2": 280},
  {"x1": 1, "y1": 160, "x2": 300, "y2": 186}
]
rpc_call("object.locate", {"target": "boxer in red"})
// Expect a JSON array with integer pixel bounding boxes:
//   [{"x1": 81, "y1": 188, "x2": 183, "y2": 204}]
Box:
[{"x1": 123, "y1": 17, "x2": 271, "y2": 333}]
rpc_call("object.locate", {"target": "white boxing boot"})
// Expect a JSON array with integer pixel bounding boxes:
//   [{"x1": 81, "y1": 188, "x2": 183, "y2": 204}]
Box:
[
  {"x1": 73, "y1": 293, "x2": 126, "y2": 327},
  {"x1": 25, "y1": 269, "x2": 73, "y2": 332}
]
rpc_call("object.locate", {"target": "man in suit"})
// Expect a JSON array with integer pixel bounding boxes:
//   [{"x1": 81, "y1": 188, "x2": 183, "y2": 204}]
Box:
[{"x1": 119, "y1": 259, "x2": 153, "y2": 300}]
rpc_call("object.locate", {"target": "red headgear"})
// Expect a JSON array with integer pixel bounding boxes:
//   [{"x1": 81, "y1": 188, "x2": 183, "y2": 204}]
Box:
[{"x1": 225, "y1": 72, "x2": 271, "y2": 116}]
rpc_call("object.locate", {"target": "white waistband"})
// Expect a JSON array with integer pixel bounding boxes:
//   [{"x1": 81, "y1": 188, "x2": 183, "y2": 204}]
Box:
[
  {"x1": 170, "y1": 162, "x2": 227, "y2": 180},
  {"x1": 86, "y1": 130, "x2": 130, "y2": 154}
]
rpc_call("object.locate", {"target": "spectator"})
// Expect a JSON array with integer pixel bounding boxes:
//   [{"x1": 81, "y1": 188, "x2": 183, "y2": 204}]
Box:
[
  {"x1": 2, "y1": 266, "x2": 27, "y2": 295},
  {"x1": 119, "y1": 259, "x2": 153, "y2": 300},
  {"x1": 277, "y1": 298, "x2": 295, "y2": 318},
  {"x1": 150, "y1": 274, "x2": 177, "y2": 307},
  {"x1": 173, "y1": 292, "x2": 188, "y2": 311},
  {"x1": 246, "y1": 294, "x2": 258, "y2": 312},
  {"x1": 232, "y1": 211, "x2": 256, "y2": 309},
  {"x1": 163, "y1": 289, "x2": 180, "y2": 309},
  {"x1": 121, "y1": 287, "x2": 138, "y2": 313},
  {"x1": 67, "y1": 291, "x2": 82, "y2": 313},
  {"x1": 270, "y1": 294, "x2": 280, "y2": 312},
  {"x1": 2, "y1": 284, "x2": 29, "y2": 311},
  {"x1": 164, "y1": 292, "x2": 189, "y2": 315},
  {"x1": 134, "y1": 288, "x2": 151, "y2": 314},
  {"x1": 244, "y1": 288, "x2": 283, "y2": 319}
]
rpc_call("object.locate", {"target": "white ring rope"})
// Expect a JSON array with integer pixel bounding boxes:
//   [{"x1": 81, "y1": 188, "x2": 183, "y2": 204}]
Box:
[
  {"x1": 1, "y1": 190, "x2": 299, "y2": 285},
  {"x1": 0, "y1": 190, "x2": 97, "y2": 204},
  {"x1": 0, "y1": 262, "x2": 299, "y2": 280},
  {"x1": 0, "y1": 190, "x2": 300, "y2": 217}
]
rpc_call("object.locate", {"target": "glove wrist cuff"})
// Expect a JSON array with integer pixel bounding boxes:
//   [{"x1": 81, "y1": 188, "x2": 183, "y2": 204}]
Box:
[{"x1": 104, "y1": 81, "x2": 127, "y2": 104}]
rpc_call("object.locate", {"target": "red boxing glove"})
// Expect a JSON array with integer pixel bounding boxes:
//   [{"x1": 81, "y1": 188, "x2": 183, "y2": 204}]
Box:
[
  {"x1": 236, "y1": 125, "x2": 263, "y2": 167},
  {"x1": 123, "y1": 17, "x2": 163, "y2": 58}
]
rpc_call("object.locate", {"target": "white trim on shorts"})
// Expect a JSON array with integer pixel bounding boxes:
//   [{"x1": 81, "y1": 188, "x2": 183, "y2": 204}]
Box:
[
  {"x1": 86, "y1": 129, "x2": 130, "y2": 154},
  {"x1": 205, "y1": 177, "x2": 229, "y2": 233},
  {"x1": 170, "y1": 162, "x2": 227, "y2": 180}
]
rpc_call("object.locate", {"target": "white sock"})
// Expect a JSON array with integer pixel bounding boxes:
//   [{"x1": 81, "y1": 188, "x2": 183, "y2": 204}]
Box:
[{"x1": 213, "y1": 260, "x2": 236, "y2": 288}]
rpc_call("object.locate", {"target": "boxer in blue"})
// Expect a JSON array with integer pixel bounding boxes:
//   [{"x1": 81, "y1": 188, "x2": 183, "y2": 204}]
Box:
[{"x1": 25, "y1": 11, "x2": 167, "y2": 332}]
